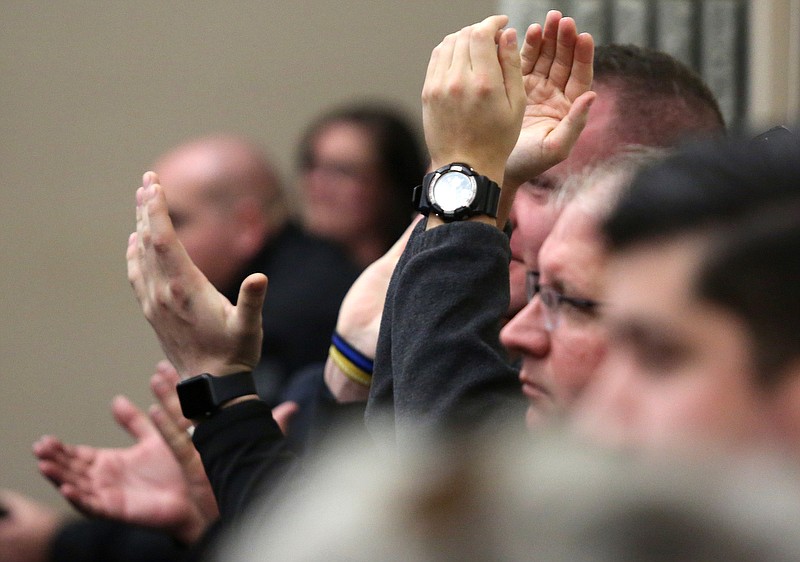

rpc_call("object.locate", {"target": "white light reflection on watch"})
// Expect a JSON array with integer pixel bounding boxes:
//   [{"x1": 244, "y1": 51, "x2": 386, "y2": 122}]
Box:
[{"x1": 430, "y1": 170, "x2": 477, "y2": 213}]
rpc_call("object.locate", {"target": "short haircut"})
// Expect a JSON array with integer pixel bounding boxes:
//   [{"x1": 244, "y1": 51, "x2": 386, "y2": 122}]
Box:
[
  {"x1": 699, "y1": 202, "x2": 800, "y2": 385},
  {"x1": 554, "y1": 145, "x2": 669, "y2": 219},
  {"x1": 297, "y1": 102, "x2": 427, "y2": 248},
  {"x1": 594, "y1": 44, "x2": 726, "y2": 146},
  {"x1": 604, "y1": 133, "x2": 800, "y2": 383}
]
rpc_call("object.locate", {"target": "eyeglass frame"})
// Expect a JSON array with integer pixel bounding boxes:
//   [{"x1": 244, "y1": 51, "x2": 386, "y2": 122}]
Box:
[{"x1": 525, "y1": 270, "x2": 602, "y2": 332}]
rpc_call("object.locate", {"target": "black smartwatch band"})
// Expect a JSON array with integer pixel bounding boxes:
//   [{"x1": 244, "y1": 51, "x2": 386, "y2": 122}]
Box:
[{"x1": 177, "y1": 371, "x2": 257, "y2": 420}]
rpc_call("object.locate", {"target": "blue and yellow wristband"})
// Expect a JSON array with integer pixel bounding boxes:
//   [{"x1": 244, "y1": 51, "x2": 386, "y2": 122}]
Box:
[{"x1": 328, "y1": 332, "x2": 374, "y2": 387}]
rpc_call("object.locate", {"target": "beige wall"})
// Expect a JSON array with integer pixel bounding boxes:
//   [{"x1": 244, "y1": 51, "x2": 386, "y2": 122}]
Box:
[
  {"x1": 749, "y1": 0, "x2": 800, "y2": 128},
  {"x1": 3, "y1": 0, "x2": 796, "y2": 514},
  {"x1": 1, "y1": 0, "x2": 495, "y2": 510}
]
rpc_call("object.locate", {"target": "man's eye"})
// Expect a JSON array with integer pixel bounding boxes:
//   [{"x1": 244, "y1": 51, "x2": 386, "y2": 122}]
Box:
[
  {"x1": 635, "y1": 340, "x2": 689, "y2": 372},
  {"x1": 613, "y1": 325, "x2": 689, "y2": 373},
  {"x1": 560, "y1": 296, "x2": 599, "y2": 316},
  {"x1": 522, "y1": 177, "x2": 556, "y2": 195}
]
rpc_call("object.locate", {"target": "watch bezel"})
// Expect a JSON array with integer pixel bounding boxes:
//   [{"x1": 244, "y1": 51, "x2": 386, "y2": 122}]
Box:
[{"x1": 427, "y1": 165, "x2": 478, "y2": 216}]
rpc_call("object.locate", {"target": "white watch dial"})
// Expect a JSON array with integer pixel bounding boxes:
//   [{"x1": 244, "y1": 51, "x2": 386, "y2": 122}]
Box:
[{"x1": 430, "y1": 171, "x2": 476, "y2": 213}]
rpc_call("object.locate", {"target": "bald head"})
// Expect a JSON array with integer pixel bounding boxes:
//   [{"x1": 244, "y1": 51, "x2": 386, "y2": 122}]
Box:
[{"x1": 154, "y1": 135, "x2": 287, "y2": 290}]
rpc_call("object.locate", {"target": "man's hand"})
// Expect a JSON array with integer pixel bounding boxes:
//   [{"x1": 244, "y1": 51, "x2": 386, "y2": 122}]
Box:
[
  {"x1": 33, "y1": 388, "x2": 213, "y2": 545},
  {"x1": 324, "y1": 216, "x2": 422, "y2": 403},
  {"x1": 422, "y1": 15, "x2": 526, "y2": 189},
  {"x1": 127, "y1": 172, "x2": 266, "y2": 378},
  {"x1": 504, "y1": 10, "x2": 596, "y2": 189}
]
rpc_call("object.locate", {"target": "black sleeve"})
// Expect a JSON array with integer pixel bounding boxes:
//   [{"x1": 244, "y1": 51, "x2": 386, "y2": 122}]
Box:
[
  {"x1": 50, "y1": 519, "x2": 186, "y2": 562},
  {"x1": 191, "y1": 400, "x2": 295, "y2": 522}
]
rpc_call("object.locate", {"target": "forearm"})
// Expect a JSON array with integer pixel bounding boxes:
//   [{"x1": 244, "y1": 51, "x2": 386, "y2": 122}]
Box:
[{"x1": 390, "y1": 220, "x2": 524, "y2": 439}]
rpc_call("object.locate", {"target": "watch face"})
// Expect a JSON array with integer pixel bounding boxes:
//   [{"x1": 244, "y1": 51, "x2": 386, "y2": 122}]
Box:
[
  {"x1": 177, "y1": 376, "x2": 214, "y2": 419},
  {"x1": 430, "y1": 171, "x2": 477, "y2": 213}
]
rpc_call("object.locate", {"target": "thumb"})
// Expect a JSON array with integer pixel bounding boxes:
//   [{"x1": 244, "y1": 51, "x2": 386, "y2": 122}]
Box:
[
  {"x1": 111, "y1": 395, "x2": 155, "y2": 441},
  {"x1": 236, "y1": 273, "x2": 268, "y2": 327},
  {"x1": 272, "y1": 401, "x2": 300, "y2": 435},
  {"x1": 546, "y1": 90, "x2": 596, "y2": 159}
]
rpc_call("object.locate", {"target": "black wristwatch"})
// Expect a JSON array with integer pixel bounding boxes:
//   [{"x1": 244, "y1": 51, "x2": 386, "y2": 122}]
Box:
[
  {"x1": 413, "y1": 162, "x2": 500, "y2": 221},
  {"x1": 177, "y1": 371, "x2": 257, "y2": 420}
]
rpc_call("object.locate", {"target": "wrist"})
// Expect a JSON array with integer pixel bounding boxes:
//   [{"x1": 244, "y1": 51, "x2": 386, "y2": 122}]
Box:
[
  {"x1": 176, "y1": 371, "x2": 259, "y2": 421},
  {"x1": 324, "y1": 357, "x2": 370, "y2": 403}
]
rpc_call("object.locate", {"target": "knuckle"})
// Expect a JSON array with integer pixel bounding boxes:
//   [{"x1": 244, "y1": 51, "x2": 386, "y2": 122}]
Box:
[
  {"x1": 151, "y1": 232, "x2": 171, "y2": 255},
  {"x1": 472, "y1": 74, "x2": 495, "y2": 96},
  {"x1": 445, "y1": 79, "x2": 465, "y2": 97}
]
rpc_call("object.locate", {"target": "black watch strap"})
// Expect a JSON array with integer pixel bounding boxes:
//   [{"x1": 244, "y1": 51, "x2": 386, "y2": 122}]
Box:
[{"x1": 177, "y1": 371, "x2": 257, "y2": 420}]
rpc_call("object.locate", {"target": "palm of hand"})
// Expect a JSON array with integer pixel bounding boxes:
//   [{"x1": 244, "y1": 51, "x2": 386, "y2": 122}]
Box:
[
  {"x1": 77, "y1": 433, "x2": 196, "y2": 531},
  {"x1": 506, "y1": 75, "x2": 576, "y2": 183}
]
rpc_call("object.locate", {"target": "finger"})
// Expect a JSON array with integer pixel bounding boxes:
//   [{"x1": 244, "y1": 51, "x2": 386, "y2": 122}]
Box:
[
  {"x1": 533, "y1": 10, "x2": 561, "y2": 77},
  {"x1": 126, "y1": 232, "x2": 144, "y2": 299},
  {"x1": 59, "y1": 483, "x2": 103, "y2": 517},
  {"x1": 547, "y1": 16, "x2": 579, "y2": 90},
  {"x1": 479, "y1": 13, "x2": 509, "y2": 31},
  {"x1": 149, "y1": 404, "x2": 198, "y2": 467},
  {"x1": 235, "y1": 273, "x2": 268, "y2": 332},
  {"x1": 33, "y1": 437, "x2": 84, "y2": 479},
  {"x1": 38, "y1": 443, "x2": 90, "y2": 488},
  {"x1": 140, "y1": 182, "x2": 193, "y2": 279},
  {"x1": 545, "y1": 91, "x2": 597, "y2": 158},
  {"x1": 451, "y1": 24, "x2": 472, "y2": 73},
  {"x1": 155, "y1": 359, "x2": 181, "y2": 384},
  {"x1": 469, "y1": 16, "x2": 509, "y2": 78},
  {"x1": 143, "y1": 171, "x2": 157, "y2": 189},
  {"x1": 498, "y1": 27, "x2": 524, "y2": 110},
  {"x1": 520, "y1": 23, "x2": 543, "y2": 76},
  {"x1": 37, "y1": 460, "x2": 70, "y2": 487},
  {"x1": 111, "y1": 395, "x2": 155, "y2": 441},
  {"x1": 32, "y1": 435, "x2": 66, "y2": 460},
  {"x1": 151, "y1": 372, "x2": 192, "y2": 431},
  {"x1": 271, "y1": 401, "x2": 299, "y2": 436},
  {"x1": 431, "y1": 32, "x2": 457, "y2": 85},
  {"x1": 565, "y1": 32, "x2": 595, "y2": 101}
]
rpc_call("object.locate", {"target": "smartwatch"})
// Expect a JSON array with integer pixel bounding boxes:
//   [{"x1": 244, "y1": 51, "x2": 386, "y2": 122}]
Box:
[
  {"x1": 413, "y1": 162, "x2": 500, "y2": 221},
  {"x1": 177, "y1": 371, "x2": 257, "y2": 420}
]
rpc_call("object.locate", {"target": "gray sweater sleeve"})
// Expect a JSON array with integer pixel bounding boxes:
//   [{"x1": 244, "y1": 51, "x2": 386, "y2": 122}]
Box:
[{"x1": 366, "y1": 219, "x2": 525, "y2": 444}]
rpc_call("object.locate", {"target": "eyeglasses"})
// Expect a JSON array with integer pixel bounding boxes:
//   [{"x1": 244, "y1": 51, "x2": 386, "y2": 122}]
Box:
[{"x1": 525, "y1": 270, "x2": 601, "y2": 331}]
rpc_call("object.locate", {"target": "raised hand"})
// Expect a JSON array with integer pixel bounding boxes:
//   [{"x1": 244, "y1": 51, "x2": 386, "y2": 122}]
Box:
[
  {"x1": 127, "y1": 172, "x2": 266, "y2": 378},
  {"x1": 422, "y1": 15, "x2": 526, "y2": 190},
  {"x1": 33, "y1": 392, "x2": 210, "y2": 544},
  {"x1": 504, "y1": 10, "x2": 596, "y2": 188}
]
